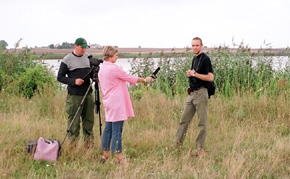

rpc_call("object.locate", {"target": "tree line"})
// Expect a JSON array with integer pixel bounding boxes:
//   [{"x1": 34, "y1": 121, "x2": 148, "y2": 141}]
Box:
[
  {"x1": 0, "y1": 40, "x2": 8, "y2": 49},
  {"x1": 0, "y1": 39, "x2": 74, "y2": 49},
  {"x1": 48, "y1": 42, "x2": 74, "y2": 49}
]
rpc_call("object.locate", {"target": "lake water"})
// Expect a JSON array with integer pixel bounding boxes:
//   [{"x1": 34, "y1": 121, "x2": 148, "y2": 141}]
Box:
[
  {"x1": 40, "y1": 58, "x2": 133, "y2": 77},
  {"x1": 41, "y1": 56, "x2": 289, "y2": 77}
]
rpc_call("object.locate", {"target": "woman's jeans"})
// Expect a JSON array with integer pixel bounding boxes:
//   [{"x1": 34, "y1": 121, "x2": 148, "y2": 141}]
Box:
[{"x1": 102, "y1": 121, "x2": 124, "y2": 153}]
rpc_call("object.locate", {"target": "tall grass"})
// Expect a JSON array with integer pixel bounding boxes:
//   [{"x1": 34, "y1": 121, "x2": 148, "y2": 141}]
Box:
[
  {"x1": 130, "y1": 45, "x2": 290, "y2": 98},
  {"x1": 0, "y1": 45, "x2": 289, "y2": 178},
  {"x1": 0, "y1": 88, "x2": 289, "y2": 178},
  {"x1": 210, "y1": 46, "x2": 290, "y2": 97}
]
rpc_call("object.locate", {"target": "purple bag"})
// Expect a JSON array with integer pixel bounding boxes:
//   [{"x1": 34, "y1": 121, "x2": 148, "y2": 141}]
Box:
[{"x1": 33, "y1": 137, "x2": 61, "y2": 162}]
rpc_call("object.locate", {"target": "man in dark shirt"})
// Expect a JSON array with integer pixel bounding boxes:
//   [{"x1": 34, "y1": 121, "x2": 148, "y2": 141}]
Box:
[
  {"x1": 57, "y1": 37, "x2": 94, "y2": 147},
  {"x1": 174, "y1": 37, "x2": 214, "y2": 155}
]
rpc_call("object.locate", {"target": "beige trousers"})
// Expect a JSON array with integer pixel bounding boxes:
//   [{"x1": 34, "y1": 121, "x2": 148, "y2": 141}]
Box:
[{"x1": 175, "y1": 87, "x2": 208, "y2": 149}]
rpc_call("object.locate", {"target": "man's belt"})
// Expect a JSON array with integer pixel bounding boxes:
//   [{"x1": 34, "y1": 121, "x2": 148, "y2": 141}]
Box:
[{"x1": 187, "y1": 87, "x2": 204, "y2": 95}]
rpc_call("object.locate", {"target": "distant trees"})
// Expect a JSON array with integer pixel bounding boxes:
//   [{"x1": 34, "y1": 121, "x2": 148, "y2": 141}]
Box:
[
  {"x1": 48, "y1": 44, "x2": 55, "y2": 49},
  {"x1": 0, "y1": 40, "x2": 8, "y2": 49},
  {"x1": 48, "y1": 42, "x2": 74, "y2": 49},
  {"x1": 0, "y1": 39, "x2": 76, "y2": 49},
  {"x1": 59, "y1": 42, "x2": 74, "y2": 49},
  {"x1": 0, "y1": 39, "x2": 85, "y2": 49}
]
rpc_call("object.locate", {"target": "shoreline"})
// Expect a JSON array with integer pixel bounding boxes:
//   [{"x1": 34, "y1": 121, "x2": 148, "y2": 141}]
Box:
[{"x1": 5, "y1": 47, "x2": 289, "y2": 59}]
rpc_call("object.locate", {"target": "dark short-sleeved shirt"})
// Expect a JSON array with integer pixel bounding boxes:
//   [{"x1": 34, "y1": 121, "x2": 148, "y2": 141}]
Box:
[{"x1": 189, "y1": 52, "x2": 213, "y2": 90}]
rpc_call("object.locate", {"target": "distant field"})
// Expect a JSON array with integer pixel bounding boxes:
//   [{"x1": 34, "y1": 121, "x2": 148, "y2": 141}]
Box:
[
  {"x1": 6, "y1": 47, "x2": 193, "y2": 59},
  {"x1": 7, "y1": 47, "x2": 289, "y2": 55},
  {"x1": 5, "y1": 47, "x2": 289, "y2": 59},
  {"x1": 8, "y1": 47, "x2": 189, "y2": 55}
]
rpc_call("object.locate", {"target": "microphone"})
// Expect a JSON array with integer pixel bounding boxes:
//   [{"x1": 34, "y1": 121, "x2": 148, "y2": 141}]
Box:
[{"x1": 150, "y1": 67, "x2": 160, "y2": 79}]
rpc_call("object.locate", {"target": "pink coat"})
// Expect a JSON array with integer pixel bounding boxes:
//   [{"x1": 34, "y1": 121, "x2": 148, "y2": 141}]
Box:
[{"x1": 98, "y1": 61, "x2": 138, "y2": 122}]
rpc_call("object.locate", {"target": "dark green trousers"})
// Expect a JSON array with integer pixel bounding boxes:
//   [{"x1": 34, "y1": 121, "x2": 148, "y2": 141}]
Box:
[
  {"x1": 65, "y1": 93, "x2": 95, "y2": 140},
  {"x1": 175, "y1": 87, "x2": 208, "y2": 149}
]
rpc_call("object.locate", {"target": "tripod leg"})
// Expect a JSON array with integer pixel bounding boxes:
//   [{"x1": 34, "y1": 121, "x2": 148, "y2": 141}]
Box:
[
  {"x1": 61, "y1": 81, "x2": 93, "y2": 146},
  {"x1": 94, "y1": 82, "x2": 102, "y2": 137}
]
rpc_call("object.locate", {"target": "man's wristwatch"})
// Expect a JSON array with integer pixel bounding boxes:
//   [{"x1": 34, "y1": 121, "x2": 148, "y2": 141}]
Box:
[
  {"x1": 144, "y1": 78, "x2": 147, "y2": 83},
  {"x1": 192, "y1": 71, "x2": 196, "y2": 77}
]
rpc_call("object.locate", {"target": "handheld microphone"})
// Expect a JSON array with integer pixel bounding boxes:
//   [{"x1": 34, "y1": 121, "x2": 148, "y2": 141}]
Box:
[{"x1": 150, "y1": 67, "x2": 160, "y2": 79}]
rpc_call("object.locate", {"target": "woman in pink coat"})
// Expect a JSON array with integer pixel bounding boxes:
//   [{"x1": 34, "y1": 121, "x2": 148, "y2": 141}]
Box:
[{"x1": 98, "y1": 46, "x2": 153, "y2": 163}]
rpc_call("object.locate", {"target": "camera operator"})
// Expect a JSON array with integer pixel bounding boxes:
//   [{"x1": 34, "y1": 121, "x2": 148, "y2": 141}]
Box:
[
  {"x1": 57, "y1": 37, "x2": 95, "y2": 148},
  {"x1": 173, "y1": 37, "x2": 214, "y2": 156},
  {"x1": 98, "y1": 46, "x2": 153, "y2": 164}
]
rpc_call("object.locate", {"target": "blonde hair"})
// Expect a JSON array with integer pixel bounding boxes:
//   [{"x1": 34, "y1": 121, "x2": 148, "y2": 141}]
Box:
[{"x1": 103, "y1": 46, "x2": 118, "y2": 61}]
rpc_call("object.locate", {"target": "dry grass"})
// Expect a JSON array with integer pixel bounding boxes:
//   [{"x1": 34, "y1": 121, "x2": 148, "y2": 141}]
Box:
[{"x1": 0, "y1": 89, "x2": 289, "y2": 178}]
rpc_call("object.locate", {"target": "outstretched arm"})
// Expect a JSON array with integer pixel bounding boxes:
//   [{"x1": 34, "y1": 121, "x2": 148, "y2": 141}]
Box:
[{"x1": 137, "y1": 76, "x2": 153, "y2": 83}]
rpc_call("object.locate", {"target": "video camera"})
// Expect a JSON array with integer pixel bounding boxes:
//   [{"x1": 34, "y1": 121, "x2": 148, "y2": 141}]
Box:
[{"x1": 88, "y1": 55, "x2": 103, "y2": 81}]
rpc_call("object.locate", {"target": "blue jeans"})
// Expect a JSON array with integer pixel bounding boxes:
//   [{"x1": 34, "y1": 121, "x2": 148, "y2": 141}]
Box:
[{"x1": 101, "y1": 121, "x2": 124, "y2": 153}]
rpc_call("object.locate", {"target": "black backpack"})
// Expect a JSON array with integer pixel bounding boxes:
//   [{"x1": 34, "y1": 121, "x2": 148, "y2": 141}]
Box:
[{"x1": 207, "y1": 81, "x2": 216, "y2": 99}]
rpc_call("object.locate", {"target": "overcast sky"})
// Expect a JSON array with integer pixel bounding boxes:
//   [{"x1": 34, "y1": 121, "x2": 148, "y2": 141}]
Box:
[{"x1": 1, "y1": 0, "x2": 289, "y2": 49}]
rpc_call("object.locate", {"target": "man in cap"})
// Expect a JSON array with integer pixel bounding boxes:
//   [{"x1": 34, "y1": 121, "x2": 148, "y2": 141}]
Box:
[{"x1": 57, "y1": 37, "x2": 95, "y2": 148}]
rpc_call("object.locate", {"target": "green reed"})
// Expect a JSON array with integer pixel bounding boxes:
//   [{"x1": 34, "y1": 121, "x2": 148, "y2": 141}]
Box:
[
  {"x1": 130, "y1": 46, "x2": 290, "y2": 98},
  {"x1": 210, "y1": 46, "x2": 290, "y2": 97}
]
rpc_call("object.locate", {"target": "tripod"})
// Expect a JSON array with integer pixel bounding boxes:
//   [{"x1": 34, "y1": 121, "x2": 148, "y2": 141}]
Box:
[{"x1": 61, "y1": 79, "x2": 102, "y2": 146}]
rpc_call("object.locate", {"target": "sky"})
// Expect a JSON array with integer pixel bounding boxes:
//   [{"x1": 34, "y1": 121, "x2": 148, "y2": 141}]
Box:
[{"x1": 1, "y1": 0, "x2": 289, "y2": 49}]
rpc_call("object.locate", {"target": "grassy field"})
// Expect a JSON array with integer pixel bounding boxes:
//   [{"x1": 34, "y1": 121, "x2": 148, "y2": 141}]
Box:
[
  {"x1": 0, "y1": 88, "x2": 289, "y2": 178},
  {"x1": 1, "y1": 45, "x2": 289, "y2": 178}
]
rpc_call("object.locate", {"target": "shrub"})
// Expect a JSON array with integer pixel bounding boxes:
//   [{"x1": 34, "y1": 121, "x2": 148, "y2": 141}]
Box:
[
  {"x1": 0, "y1": 69, "x2": 4, "y2": 91},
  {"x1": 1, "y1": 46, "x2": 57, "y2": 98},
  {"x1": 8, "y1": 65, "x2": 57, "y2": 98},
  {"x1": 0, "y1": 48, "x2": 37, "y2": 77}
]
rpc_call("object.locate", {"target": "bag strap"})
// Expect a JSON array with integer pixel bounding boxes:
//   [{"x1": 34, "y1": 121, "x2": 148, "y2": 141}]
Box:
[
  {"x1": 43, "y1": 138, "x2": 52, "y2": 144},
  {"x1": 191, "y1": 54, "x2": 203, "y2": 72}
]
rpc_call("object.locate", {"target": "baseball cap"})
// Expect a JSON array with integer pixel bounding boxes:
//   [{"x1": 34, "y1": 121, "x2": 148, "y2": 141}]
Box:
[{"x1": 75, "y1": 37, "x2": 90, "y2": 48}]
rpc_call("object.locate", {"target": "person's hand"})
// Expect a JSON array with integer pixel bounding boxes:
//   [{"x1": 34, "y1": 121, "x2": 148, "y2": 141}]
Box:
[
  {"x1": 75, "y1": 78, "x2": 84, "y2": 85},
  {"x1": 186, "y1": 70, "x2": 195, "y2": 77},
  {"x1": 145, "y1": 76, "x2": 153, "y2": 83}
]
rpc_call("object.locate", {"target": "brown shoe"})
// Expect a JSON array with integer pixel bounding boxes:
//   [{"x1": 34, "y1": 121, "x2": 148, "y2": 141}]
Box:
[
  {"x1": 84, "y1": 137, "x2": 94, "y2": 149},
  {"x1": 191, "y1": 148, "x2": 207, "y2": 157},
  {"x1": 167, "y1": 143, "x2": 182, "y2": 150}
]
